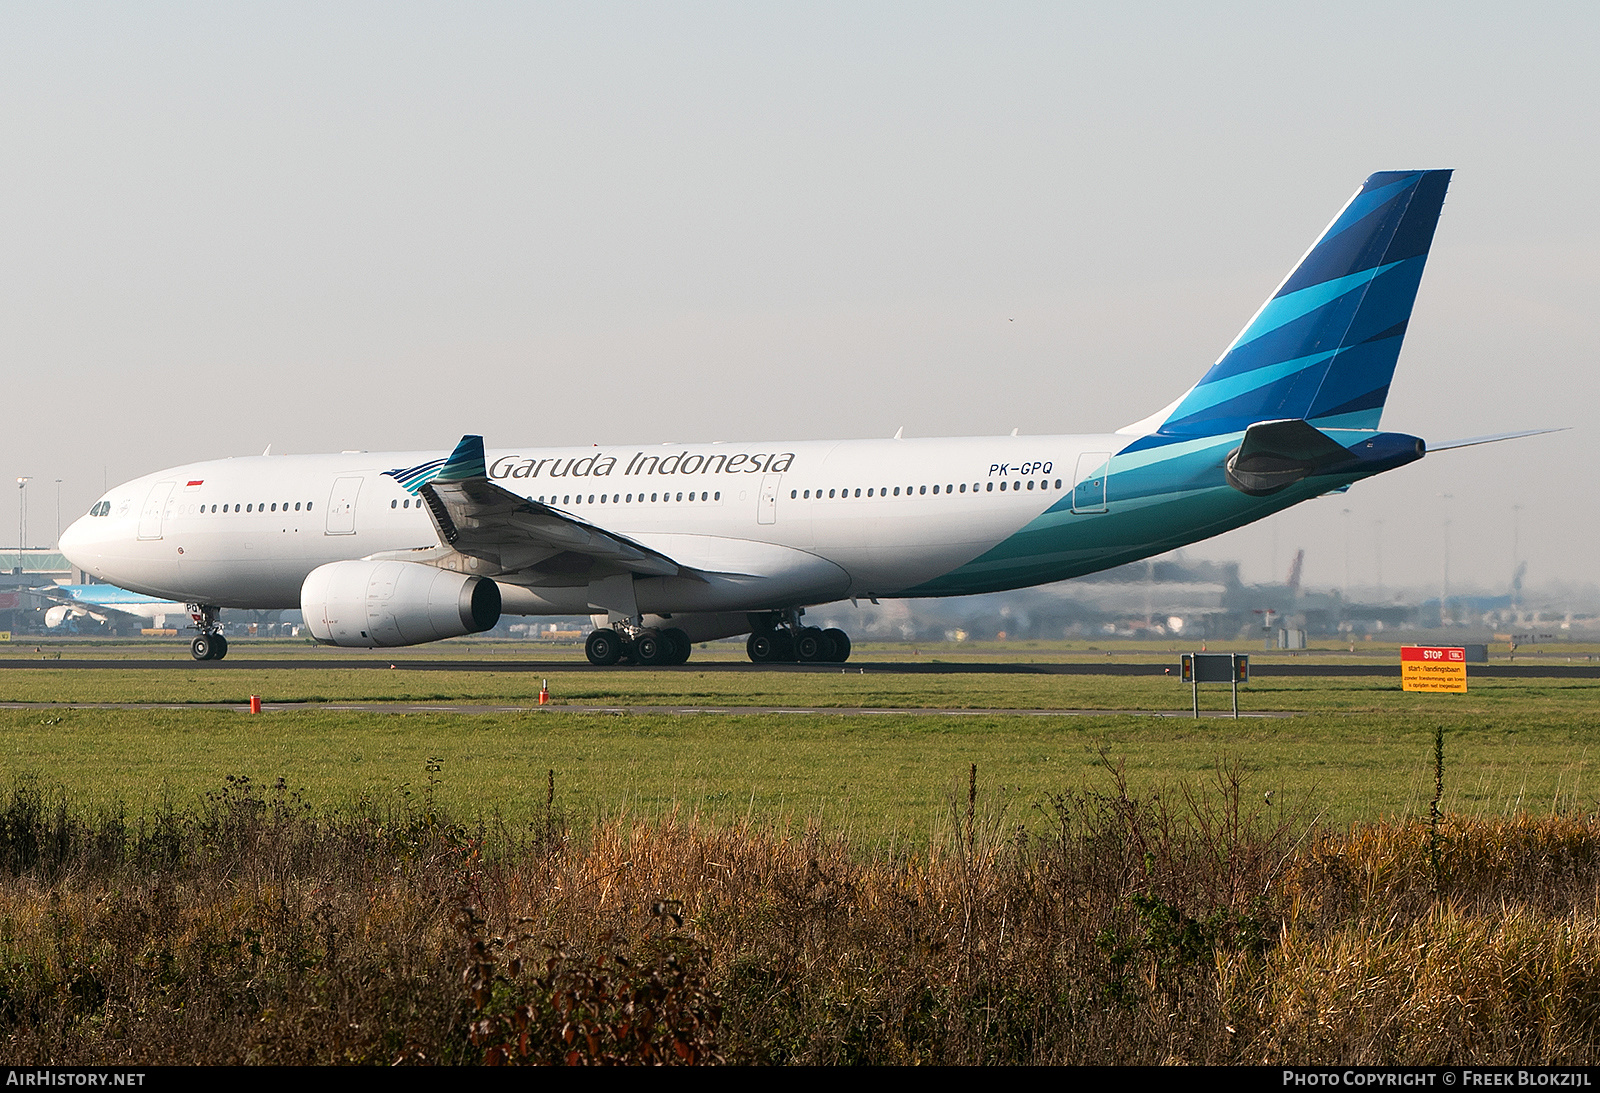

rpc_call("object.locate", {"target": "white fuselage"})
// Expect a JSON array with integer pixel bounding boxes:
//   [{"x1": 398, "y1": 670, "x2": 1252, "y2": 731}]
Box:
[{"x1": 60, "y1": 433, "x2": 1125, "y2": 614}]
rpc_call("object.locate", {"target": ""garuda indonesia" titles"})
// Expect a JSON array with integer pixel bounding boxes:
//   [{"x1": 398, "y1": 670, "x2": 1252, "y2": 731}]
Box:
[{"x1": 488, "y1": 449, "x2": 797, "y2": 481}]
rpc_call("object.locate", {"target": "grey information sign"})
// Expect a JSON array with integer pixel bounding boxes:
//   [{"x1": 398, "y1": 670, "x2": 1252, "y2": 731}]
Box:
[{"x1": 1180, "y1": 653, "x2": 1249, "y2": 718}]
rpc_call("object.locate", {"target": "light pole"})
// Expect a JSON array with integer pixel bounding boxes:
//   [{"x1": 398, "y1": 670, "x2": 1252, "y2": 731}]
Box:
[
  {"x1": 54, "y1": 479, "x2": 62, "y2": 548},
  {"x1": 15, "y1": 477, "x2": 30, "y2": 556},
  {"x1": 1341, "y1": 508, "x2": 1351, "y2": 598},
  {"x1": 1511, "y1": 504, "x2": 1523, "y2": 613},
  {"x1": 1372, "y1": 518, "x2": 1384, "y2": 596},
  {"x1": 1439, "y1": 493, "x2": 1454, "y2": 627}
]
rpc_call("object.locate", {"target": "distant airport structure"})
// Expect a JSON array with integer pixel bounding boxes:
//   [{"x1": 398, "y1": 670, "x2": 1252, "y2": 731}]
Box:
[{"x1": 0, "y1": 539, "x2": 1588, "y2": 644}]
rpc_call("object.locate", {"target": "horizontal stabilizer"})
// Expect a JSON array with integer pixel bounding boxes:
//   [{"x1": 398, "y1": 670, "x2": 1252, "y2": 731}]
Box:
[{"x1": 1225, "y1": 419, "x2": 1356, "y2": 496}]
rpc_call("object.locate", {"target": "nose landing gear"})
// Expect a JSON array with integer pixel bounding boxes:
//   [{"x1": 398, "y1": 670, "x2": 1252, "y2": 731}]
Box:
[{"x1": 188, "y1": 604, "x2": 228, "y2": 661}]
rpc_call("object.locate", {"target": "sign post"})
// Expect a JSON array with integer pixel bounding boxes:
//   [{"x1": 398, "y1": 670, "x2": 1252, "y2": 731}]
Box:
[
  {"x1": 1401, "y1": 646, "x2": 1468, "y2": 693},
  {"x1": 1181, "y1": 653, "x2": 1250, "y2": 718}
]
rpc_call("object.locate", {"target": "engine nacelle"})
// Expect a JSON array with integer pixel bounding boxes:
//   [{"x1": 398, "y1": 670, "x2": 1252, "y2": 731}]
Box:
[{"x1": 301, "y1": 560, "x2": 501, "y2": 648}]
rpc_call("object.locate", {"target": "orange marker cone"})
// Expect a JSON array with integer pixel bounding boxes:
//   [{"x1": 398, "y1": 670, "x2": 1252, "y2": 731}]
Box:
[
  {"x1": 250, "y1": 695, "x2": 262, "y2": 714},
  {"x1": 538, "y1": 679, "x2": 550, "y2": 706}
]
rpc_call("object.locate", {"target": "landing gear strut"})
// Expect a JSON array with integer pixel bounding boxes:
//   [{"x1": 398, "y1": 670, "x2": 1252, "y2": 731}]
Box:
[
  {"x1": 585, "y1": 622, "x2": 692, "y2": 667},
  {"x1": 746, "y1": 611, "x2": 851, "y2": 664},
  {"x1": 188, "y1": 604, "x2": 228, "y2": 661}
]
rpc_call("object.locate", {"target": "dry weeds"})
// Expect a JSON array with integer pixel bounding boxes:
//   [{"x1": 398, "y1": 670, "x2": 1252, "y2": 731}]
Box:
[{"x1": 1, "y1": 762, "x2": 1598, "y2": 1064}]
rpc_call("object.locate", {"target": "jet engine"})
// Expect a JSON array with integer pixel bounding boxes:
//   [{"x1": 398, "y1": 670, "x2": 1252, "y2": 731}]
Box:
[{"x1": 301, "y1": 559, "x2": 501, "y2": 647}]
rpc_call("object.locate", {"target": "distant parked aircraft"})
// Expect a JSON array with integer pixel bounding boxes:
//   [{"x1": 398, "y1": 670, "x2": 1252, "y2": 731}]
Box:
[{"x1": 39, "y1": 584, "x2": 189, "y2": 631}]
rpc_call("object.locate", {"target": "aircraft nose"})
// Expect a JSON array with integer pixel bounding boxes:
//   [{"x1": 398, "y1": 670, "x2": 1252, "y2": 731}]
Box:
[{"x1": 58, "y1": 512, "x2": 99, "y2": 569}]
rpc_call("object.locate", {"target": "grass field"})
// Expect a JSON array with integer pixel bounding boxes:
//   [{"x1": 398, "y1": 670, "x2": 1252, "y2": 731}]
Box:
[{"x1": 1, "y1": 671, "x2": 1596, "y2": 839}]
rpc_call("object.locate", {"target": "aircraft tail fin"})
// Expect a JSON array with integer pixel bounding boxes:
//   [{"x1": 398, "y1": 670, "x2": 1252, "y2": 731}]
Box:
[{"x1": 1141, "y1": 170, "x2": 1452, "y2": 439}]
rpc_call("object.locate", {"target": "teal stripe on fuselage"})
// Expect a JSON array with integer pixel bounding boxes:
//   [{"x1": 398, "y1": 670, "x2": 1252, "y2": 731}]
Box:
[{"x1": 900, "y1": 433, "x2": 1364, "y2": 597}]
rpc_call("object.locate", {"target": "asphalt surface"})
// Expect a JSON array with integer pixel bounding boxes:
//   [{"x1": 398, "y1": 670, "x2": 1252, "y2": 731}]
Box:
[{"x1": 0, "y1": 657, "x2": 1596, "y2": 678}]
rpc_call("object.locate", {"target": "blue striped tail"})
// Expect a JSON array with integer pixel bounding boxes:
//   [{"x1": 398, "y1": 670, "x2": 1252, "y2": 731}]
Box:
[{"x1": 1154, "y1": 170, "x2": 1451, "y2": 439}]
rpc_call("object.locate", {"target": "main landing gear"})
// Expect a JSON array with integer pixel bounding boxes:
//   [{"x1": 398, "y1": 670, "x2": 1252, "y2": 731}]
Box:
[
  {"x1": 188, "y1": 604, "x2": 228, "y2": 661},
  {"x1": 585, "y1": 624, "x2": 693, "y2": 667},
  {"x1": 746, "y1": 621, "x2": 851, "y2": 664}
]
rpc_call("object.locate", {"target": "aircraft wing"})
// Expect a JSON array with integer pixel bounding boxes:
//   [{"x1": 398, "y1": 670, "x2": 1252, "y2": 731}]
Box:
[{"x1": 407, "y1": 436, "x2": 684, "y2": 581}]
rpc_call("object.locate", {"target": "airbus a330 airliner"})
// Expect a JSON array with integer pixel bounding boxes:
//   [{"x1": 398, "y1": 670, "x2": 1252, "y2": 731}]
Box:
[{"x1": 60, "y1": 170, "x2": 1532, "y2": 665}]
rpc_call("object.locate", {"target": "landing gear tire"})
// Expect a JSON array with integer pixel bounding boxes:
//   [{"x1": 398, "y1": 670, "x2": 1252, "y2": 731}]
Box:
[
  {"x1": 661, "y1": 628, "x2": 692, "y2": 665},
  {"x1": 191, "y1": 634, "x2": 228, "y2": 661},
  {"x1": 772, "y1": 630, "x2": 795, "y2": 661},
  {"x1": 747, "y1": 622, "x2": 847, "y2": 665},
  {"x1": 795, "y1": 627, "x2": 829, "y2": 662},
  {"x1": 586, "y1": 628, "x2": 624, "y2": 666},
  {"x1": 748, "y1": 630, "x2": 796, "y2": 663},
  {"x1": 189, "y1": 636, "x2": 228, "y2": 662},
  {"x1": 634, "y1": 632, "x2": 666, "y2": 666},
  {"x1": 823, "y1": 628, "x2": 850, "y2": 663},
  {"x1": 747, "y1": 631, "x2": 779, "y2": 663}
]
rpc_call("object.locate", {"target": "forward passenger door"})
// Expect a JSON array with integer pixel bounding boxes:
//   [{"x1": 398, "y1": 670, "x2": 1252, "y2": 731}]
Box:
[{"x1": 137, "y1": 481, "x2": 175, "y2": 540}]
